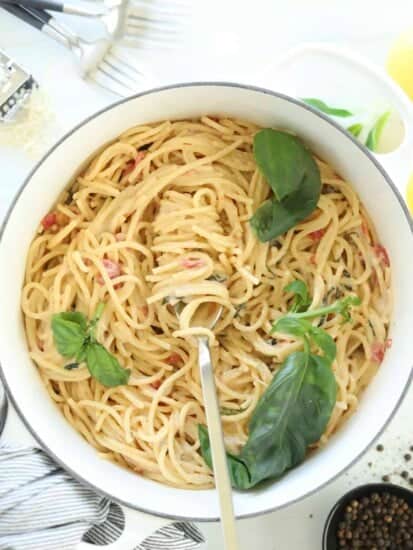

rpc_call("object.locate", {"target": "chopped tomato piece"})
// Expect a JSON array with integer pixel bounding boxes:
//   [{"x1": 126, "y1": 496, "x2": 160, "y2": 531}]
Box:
[
  {"x1": 122, "y1": 151, "x2": 146, "y2": 176},
  {"x1": 309, "y1": 228, "x2": 326, "y2": 241},
  {"x1": 151, "y1": 380, "x2": 162, "y2": 390},
  {"x1": 181, "y1": 258, "x2": 205, "y2": 269},
  {"x1": 371, "y1": 342, "x2": 385, "y2": 363},
  {"x1": 361, "y1": 221, "x2": 369, "y2": 237},
  {"x1": 41, "y1": 212, "x2": 57, "y2": 230},
  {"x1": 165, "y1": 352, "x2": 182, "y2": 366},
  {"x1": 140, "y1": 305, "x2": 149, "y2": 317},
  {"x1": 374, "y1": 244, "x2": 390, "y2": 267},
  {"x1": 97, "y1": 259, "x2": 121, "y2": 285}
]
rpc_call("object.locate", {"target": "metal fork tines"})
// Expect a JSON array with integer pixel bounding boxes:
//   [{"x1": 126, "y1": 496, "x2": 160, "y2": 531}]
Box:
[{"x1": 91, "y1": 46, "x2": 146, "y2": 96}]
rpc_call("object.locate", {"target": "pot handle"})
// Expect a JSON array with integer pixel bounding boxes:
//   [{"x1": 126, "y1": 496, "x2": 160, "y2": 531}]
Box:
[
  {"x1": 258, "y1": 42, "x2": 413, "y2": 196},
  {"x1": 78, "y1": 506, "x2": 171, "y2": 550}
]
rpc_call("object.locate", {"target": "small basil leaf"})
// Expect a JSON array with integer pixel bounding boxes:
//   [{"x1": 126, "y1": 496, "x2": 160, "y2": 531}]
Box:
[
  {"x1": 86, "y1": 343, "x2": 130, "y2": 387},
  {"x1": 253, "y1": 129, "x2": 315, "y2": 202},
  {"x1": 365, "y1": 111, "x2": 390, "y2": 152},
  {"x1": 303, "y1": 98, "x2": 353, "y2": 118},
  {"x1": 272, "y1": 316, "x2": 313, "y2": 338},
  {"x1": 198, "y1": 425, "x2": 251, "y2": 489},
  {"x1": 347, "y1": 123, "x2": 363, "y2": 138},
  {"x1": 284, "y1": 280, "x2": 311, "y2": 312},
  {"x1": 51, "y1": 312, "x2": 88, "y2": 358},
  {"x1": 310, "y1": 327, "x2": 336, "y2": 363}
]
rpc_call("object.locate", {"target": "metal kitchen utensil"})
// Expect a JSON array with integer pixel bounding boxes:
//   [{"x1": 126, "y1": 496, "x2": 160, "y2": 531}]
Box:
[
  {"x1": 0, "y1": 49, "x2": 37, "y2": 121},
  {"x1": 174, "y1": 301, "x2": 239, "y2": 550},
  {"x1": 3, "y1": 0, "x2": 187, "y2": 48},
  {"x1": 1, "y1": 4, "x2": 146, "y2": 97}
]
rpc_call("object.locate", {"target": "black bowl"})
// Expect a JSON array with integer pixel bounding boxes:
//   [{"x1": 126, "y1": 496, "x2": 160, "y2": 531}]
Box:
[{"x1": 323, "y1": 483, "x2": 413, "y2": 549}]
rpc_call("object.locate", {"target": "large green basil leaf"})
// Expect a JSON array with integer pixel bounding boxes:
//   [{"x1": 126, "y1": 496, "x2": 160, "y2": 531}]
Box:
[
  {"x1": 199, "y1": 351, "x2": 337, "y2": 489},
  {"x1": 253, "y1": 129, "x2": 315, "y2": 202},
  {"x1": 250, "y1": 132, "x2": 321, "y2": 242},
  {"x1": 240, "y1": 351, "x2": 337, "y2": 487}
]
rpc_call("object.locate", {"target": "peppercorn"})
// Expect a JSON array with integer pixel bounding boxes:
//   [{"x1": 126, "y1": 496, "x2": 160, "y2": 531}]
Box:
[
  {"x1": 335, "y1": 491, "x2": 413, "y2": 548},
  {"x1": 382, "y1": 475, "x2": 390, "y2": 483},
  {"x1": 402, "y1": 471, "x2": 409, "y2": 480},
  {"x1": 376, "y1": 444, "x2": 384, "y2": 452},
  {"x1": 405, "y1": 454, "x2": 412, "y2": 462}
]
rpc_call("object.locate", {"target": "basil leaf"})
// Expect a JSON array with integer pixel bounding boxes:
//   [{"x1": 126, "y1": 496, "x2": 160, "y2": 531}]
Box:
[
  {"x1": 365, "y1": 111, "x2": 390, "y2": 152},
  {"x1": 86, "y1": 343, "x2": 130, "y2": 387},
  {"x1": 347, "y1": 123, "x2": 363, "y2": 138},
  {"x1": 303, "y1": 98, "x2": 353, "y2": 118},
  {"x1": 251, "y1": 129, "x2": 321, "y2": 242},
  {"x1": 272, "y1": 316, "x2": 313, "y2": 338},
  {"x1": 51, "y1": 312, "x2": 88, "y2": 358},
  {"x1": 310, "y1": 327, "x2": 336, "y2": 363},
  {"x1": 254, "y1": 129, "x2": 314, "y2": 201},
  {"x1": 240, "y1": 351, "x2": 336, "y2": 487},
  {"x1": 284, "y1": 280, "x2": 311, "y2": 312},
  {"x1": 198, "y1": 425, "x2": 251, "y2": 489}
]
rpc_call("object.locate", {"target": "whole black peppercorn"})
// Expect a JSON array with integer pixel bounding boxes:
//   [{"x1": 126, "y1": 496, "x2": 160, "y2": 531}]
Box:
[
  {"x1": 402, "y1": 471, "x2": 409, "y2": 480},
  {"x1": 376, "y1": 444, "x2": 384, "y2": 452},
  {"x1": 405, "y1": 453, "x2": 412, "y2": 462},
  {"x1": 334, "y1": 491, "x2": 413, "y2": 549}
]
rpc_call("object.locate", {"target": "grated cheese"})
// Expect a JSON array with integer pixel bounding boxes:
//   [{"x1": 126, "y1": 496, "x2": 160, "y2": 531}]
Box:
[{"x1": 0, "y1": 88, "x2": 56, "y2": 157}]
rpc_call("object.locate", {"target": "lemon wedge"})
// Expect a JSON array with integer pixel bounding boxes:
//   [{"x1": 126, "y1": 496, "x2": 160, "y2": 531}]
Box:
[{"x1": 387, "y1": 27, "x2": 413, "y2": 99}]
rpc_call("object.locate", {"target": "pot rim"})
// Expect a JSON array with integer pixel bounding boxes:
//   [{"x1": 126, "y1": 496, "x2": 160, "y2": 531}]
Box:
[{"x1": 1, "y1": 81, "x2": 412, "y2": 522}]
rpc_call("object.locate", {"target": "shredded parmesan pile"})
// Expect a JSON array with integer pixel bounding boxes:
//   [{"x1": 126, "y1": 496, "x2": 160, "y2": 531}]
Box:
[{"x1": 0, "y1": 88, "x2": 56, "y2": 157}]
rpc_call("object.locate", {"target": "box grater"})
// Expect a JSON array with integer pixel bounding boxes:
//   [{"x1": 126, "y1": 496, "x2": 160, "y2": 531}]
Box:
[{"x1": 0, "y1": 49, "x2": 37, "y2": 122}]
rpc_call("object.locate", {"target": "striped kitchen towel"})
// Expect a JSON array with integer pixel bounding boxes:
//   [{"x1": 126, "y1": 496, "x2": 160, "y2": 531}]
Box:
[{"x1": 0, "y1": 444, "x2": 204, "y2": 550}]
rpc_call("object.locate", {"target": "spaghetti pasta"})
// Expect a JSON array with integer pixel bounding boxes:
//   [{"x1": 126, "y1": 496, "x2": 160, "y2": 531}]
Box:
[{"x1": 21, "y1": 116, "x2": 391, "y2": 489}]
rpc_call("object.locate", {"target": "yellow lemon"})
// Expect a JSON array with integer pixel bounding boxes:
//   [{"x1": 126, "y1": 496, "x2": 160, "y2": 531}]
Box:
[
  {"x1": 387, "y1": 27, "x2": 413, "y2": 99},
  {"x1": 406, "y1": 173, "x2": 413, "y2": 214}
]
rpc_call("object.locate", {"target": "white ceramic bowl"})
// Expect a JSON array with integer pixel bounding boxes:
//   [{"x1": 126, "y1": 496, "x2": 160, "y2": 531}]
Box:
[{"x1": 0, "y1": 81, "x2": 412, "y2": 529}]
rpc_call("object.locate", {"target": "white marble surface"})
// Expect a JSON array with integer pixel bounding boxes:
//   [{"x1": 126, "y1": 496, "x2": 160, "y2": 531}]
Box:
[{"x1": 1, "y1": 1, "x2": 413, "y2": 548}]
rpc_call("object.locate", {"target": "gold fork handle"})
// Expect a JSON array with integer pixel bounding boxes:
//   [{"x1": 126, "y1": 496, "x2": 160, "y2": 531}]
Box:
[{"x1": 197, "y1": 336, "x2": 239, "y2": 550}]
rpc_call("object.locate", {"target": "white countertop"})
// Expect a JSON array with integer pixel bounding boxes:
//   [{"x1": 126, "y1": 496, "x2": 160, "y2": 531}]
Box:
[{"x1": 1, "y1": 2, "x2": 413, "y2": 549}]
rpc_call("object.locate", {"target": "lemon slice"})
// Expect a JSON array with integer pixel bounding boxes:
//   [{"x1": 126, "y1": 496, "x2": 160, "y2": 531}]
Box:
[{"x1": 387, "y1": 27, "x2": 413, "y2": 99}]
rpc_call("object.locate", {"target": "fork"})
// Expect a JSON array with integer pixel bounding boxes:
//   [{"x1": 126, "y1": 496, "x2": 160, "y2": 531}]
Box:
[
  {"x1": 1, "y1": 3, "x2": 148, "y2": 97},
  {"x1": 3, "y1": 0, "x2": 189, "y2": 48}
]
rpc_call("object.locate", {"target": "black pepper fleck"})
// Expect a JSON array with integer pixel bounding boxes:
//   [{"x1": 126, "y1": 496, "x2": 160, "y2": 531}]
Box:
[
  {"x1": 376, "y1": 444, "x2": 384, "y2": 452},
  {"x1": 405, "y1": 454, "x2": 412, "y2": 462}
]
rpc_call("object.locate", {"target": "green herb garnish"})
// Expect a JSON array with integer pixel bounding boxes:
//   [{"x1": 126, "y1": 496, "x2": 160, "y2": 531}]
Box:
[
  {"x1": 52, "y1": 303, "x2": 130, "y2": 387},
  {"x1": 220, "y1": 406, "x2": 248, "y2": 416},
  {"x1": 347, "y1": 123, "x2": 363, "y2": 138},
  {"x1": 284, "y1": 279, "x2": 311, "y2": 312},
  {"x1": 303, "y1": 98, "x2": 353, "y2": 117},
  {"x1": 365, "y1": 111, "x2": 391, "y2": 152},
  {"x1": 250, "y1": 129, "x2": 321, "y2": 242},
  {"x1": 199, "y1": 286, "x2": 360, "y2": 489}
]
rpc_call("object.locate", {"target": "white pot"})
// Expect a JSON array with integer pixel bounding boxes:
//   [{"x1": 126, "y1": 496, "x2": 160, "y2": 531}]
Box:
[{"x1": 1, "y1": 46, "x2": 413, "y2": 547}]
